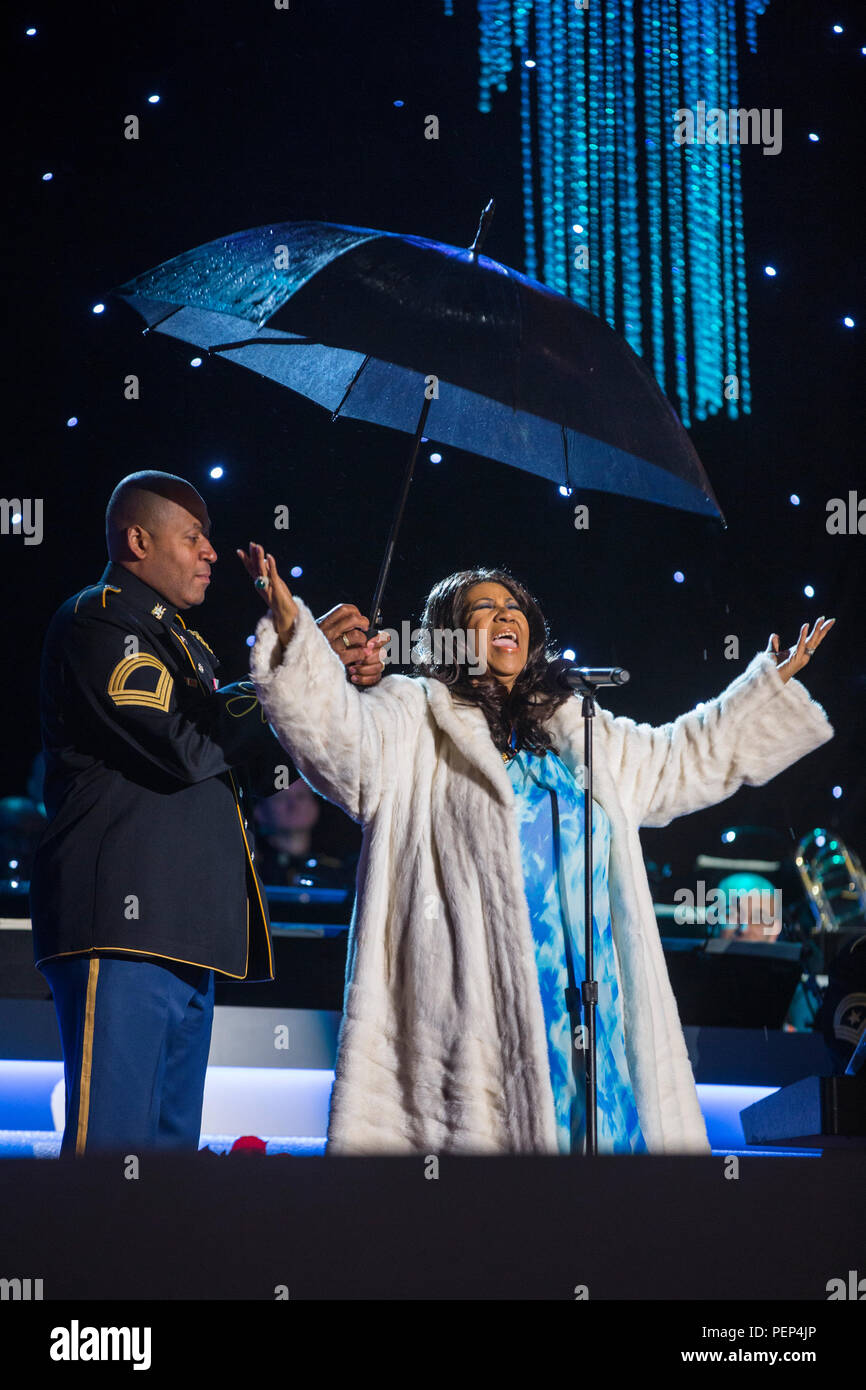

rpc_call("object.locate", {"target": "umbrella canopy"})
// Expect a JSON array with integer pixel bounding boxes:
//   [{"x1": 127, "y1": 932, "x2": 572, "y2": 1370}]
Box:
[{"x1": 112, "y1": 217, "x2": 723, "y2": 521}]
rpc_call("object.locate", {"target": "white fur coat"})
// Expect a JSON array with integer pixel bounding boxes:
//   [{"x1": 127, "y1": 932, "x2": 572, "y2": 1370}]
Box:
[{"x1": 250, "y1": 601, "x2": 834, "y2": 1155}]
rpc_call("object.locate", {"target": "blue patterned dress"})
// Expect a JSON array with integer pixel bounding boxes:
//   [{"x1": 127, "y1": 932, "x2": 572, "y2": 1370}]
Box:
[{"x1": 505, "y1": 747, "x2": 648, "y2": 1155}]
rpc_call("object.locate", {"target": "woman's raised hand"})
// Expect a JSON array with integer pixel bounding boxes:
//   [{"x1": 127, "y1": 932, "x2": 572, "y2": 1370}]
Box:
[
  {"x1": 236, "y1": 543, "x2": 298, "y2": 646},
  {"x1": 767, "y1": 617, "x2": 835, "y2": 682}
]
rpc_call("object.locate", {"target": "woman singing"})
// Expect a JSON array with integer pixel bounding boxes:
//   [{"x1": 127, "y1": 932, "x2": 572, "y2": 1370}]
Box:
[{"x1": 238, "y1": 543, "x2": 834, "y2": 1156}]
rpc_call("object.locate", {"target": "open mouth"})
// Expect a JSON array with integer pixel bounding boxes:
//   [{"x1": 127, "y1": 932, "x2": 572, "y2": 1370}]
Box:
[{"x1": 490, "y1": 629, "x2": 519, "y2": 651}]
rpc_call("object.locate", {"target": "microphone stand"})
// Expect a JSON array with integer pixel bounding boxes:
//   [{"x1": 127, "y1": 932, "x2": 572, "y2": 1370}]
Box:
[
  {"x1": 577, "y1": 675, "x2": 600, "y2": 1156},
  {"x1": 553, "y1": 662, "x2": 629, "y2": 1156}
]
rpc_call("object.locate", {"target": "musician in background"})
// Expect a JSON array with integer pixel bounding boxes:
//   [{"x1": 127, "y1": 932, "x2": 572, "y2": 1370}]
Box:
[
  {"x1": 254, "y1": 781, "x2": 361, "y2": 888},
  {"x1": 717, "y1": 872, "x2": 783, "y2": 942}
]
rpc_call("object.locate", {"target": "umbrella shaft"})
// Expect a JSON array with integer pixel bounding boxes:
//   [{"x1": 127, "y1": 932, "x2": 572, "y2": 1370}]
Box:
[{"x1": 367, "y1": 391, "x2": 432, "y2": 635}]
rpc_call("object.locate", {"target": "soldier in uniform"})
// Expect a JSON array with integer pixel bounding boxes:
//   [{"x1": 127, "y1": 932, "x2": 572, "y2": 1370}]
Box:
[{"x1": 29, "y1": 470, "x2": 386, "y2": 1155}]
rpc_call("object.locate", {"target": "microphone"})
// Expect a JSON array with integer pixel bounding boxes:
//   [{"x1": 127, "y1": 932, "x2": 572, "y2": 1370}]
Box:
[{"x1": 547, "y1": 658, "x2": 630, "y2": 691}]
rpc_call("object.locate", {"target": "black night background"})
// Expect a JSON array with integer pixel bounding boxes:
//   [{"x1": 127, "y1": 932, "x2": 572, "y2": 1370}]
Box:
[{"x1": 5, "y1": 0, "x2": 864, "y2": 900}]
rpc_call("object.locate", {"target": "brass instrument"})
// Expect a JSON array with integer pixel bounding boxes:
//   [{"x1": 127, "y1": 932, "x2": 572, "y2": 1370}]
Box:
[{"x1": 794, "y1": 829, "x2": 866, "y2": 933}]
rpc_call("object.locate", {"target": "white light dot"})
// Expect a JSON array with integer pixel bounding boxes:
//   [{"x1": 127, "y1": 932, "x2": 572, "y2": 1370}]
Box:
[
  {"x1": 92, "y1": 302, "x2": 105, "y2": 315},
  {"x1": 12, "y1": 513, "x2": 22, "y2": 525},
  {"x1": 245, "y1": 635, "x2": 255, "y2": 648},
  {"x1": 842, "y1": 316, "x2": 855, "y2": 328},
  {"x1": 558, "y1": 484, "x2": 572, "y2": 497},
  {"x1": 723, "y1": 830, "x2": 736, "y2": 843},
  {"x1": 42, "y1": 171, "x2": 53, "y2": 181},
  {"x1": 429, "y1": 452, "x2": 442, "y2": 463},
  {"x1": 673, "y1": 570, "x2": 685, "y2": 583},
  {"x1": 209, "y1": 465, "x2": 224, "y2": 479},
  {"x1": 764, "y1": 265, "x2": 777, "y2": 278},
  {"x1": 66, "y1": 416, "x2": 78, "y2": 427},
  {"x1": 190, "y1": 356, "x2": 202, "y2": 368},
  {"x1": 10, "y1": 881, "x2": 18, "y2": 890},
  {"x1": 9, "y1": 859, "x2": 19, "y2": 869},
  {"x1": 832, "y1": 785, "x2": 843, "y2": 799},
  {"x1": 804, "y1": 584, "x2": 815, "y2": 598},
  {"x1": 815, "y1": 834, "x2": 826, "y2": 847},
  {"x1": 26, "y1": 27, "x2": 37, "y2": 37},
  {"x1": 808, "y1": 132, "x2": 819, "y2": 142},
  {"x1": 524, "y1": 58, "x2": 536, "y2": 68},
  {"x1": 562, "y1": 648, "x2": 576, "y2": 662},
  {"x1": 306, "y1": 858, "x2": 318, "y2": 868},
  {"x1": 790, "y1": 494, "x2": 800, "y2": 506},
  {"x1": 572, "y1": 223, "x2": 584, "y2": 234},
  {"x1": 290, "y1": 565, "x2": 303, "y2": 578},
  {"x1": 832, "y1": 24, "x2": 843, "y2": 34},
  {"x1": 148, "y1": 94, "x2": 160, "y2": 104}
]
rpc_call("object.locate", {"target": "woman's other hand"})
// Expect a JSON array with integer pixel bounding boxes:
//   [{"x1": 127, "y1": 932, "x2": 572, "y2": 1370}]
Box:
[{"x1": 767, "y1": 617, "x2": 835, "y2": 682}]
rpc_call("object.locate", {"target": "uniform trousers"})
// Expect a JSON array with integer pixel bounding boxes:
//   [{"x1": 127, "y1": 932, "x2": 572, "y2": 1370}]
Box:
[{"x1": 39, "y1": 953, "x2": 215, "y2": 1155}]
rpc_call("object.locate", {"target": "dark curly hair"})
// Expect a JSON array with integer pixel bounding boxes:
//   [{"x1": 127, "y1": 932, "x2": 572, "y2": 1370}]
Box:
[{"x1": 413, "y1": 567, "x2": 573, "y2": 758}]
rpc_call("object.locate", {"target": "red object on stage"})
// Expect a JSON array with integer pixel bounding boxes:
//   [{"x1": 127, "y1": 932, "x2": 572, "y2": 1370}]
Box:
[{"x1": 230, "y1": 1135, "x2": 267, "y2": 1154}]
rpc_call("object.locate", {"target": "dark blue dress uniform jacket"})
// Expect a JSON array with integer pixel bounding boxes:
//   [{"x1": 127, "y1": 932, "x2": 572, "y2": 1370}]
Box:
[{"x1": 30, "y1": 561, "x2": 286, "y2": 981}]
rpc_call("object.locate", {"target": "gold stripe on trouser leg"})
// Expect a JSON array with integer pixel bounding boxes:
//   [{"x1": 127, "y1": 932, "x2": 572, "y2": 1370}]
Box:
[{"x1": 75, "y1": 958, "x2": 100, "y2": 1155}]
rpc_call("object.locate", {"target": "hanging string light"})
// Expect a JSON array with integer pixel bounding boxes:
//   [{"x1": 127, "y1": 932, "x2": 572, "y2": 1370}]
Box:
[
  {"x1": 661, "y1": 0, "x2": 688, "y2": 410},
  {"x1": 447, "y1": 0, "x2": 772, "y2": 428}
]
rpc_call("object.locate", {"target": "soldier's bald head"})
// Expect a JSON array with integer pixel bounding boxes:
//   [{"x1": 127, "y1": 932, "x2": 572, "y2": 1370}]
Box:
[{"x1": 106, "y1": 472, "x2": 208, "y2": 559}]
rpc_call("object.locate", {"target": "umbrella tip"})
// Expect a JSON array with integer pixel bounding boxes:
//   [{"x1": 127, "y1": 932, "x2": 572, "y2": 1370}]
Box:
[{"x1": 468, "y1": 198, "x2": 496, "y2": 259}]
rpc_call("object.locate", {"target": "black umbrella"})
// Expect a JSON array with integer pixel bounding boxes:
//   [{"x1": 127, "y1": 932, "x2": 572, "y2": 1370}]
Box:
[{"x1": 112, "y1": 203, "x2": 724, "y2": 626}]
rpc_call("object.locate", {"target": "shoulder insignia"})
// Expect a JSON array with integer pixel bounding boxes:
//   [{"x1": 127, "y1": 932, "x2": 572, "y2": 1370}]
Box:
[
  {"x1": 107, "y1": 654, "x2": 174, "y2": 712},
  {"x1": 187, "y1": 628, "x2": 215, "y2": 656},
  {"x1": 74, "y1": 583, "x2": 122, "y2": 615},
  {"x1": 151, "y1": 603, "x2": 166, "y2": 620}
]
